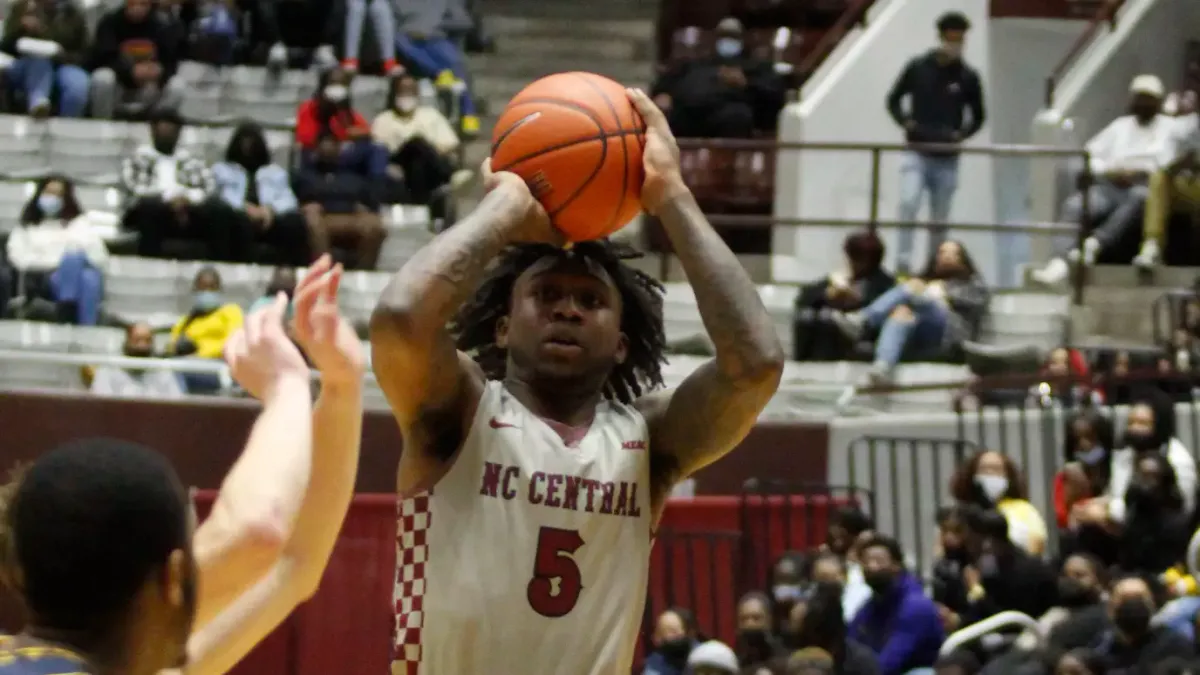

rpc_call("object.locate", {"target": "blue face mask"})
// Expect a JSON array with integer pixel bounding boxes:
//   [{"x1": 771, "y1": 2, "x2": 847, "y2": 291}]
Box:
[
  {"x1": 1077, "y1": 446, "x2": 1107, "y2": 466},
  {"x1": 38, "y1": 194, "x2": 62, "y2": 218},
  {"x1": 193, "y1": 290, "x2": 223, "y2": 313},
  {"x1": 715, "y1": 38, "x2": 742, "y2": 58}
]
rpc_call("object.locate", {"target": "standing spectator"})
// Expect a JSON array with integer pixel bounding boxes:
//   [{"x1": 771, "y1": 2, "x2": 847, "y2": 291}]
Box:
[
  {"x1": 7, "y1": 175, "x2": 107, "y2": 325},
  {"x1": 885, "y1": 12, "x2": 986, "y2": 274},
  {"x1": 1091, "y1": 576, "x2": 1194, "y2": 670},
  {"x1": 0, "y1": 0, "x2": 91, "y2": 118},
  {"x1": 949, "y1": 450, "x2": 1048, "y2": 555},
  {"x1": 121, "y1": 109, "x2": 251, "y2": 262},
  {"x1": 292, "y1": 132, "x2": 386, "y2": 269},
  {"x1": 90, "y1": 321, "x2": 186, "y2": 398},
  {"x1": 848, "y1": 535, "x2": 944, "y2": 675},
  {"x1": 650, "y1": 17, "x2": 785, "y2": 139},
  {"x1": 1141, "y1": 93, "x2": 1200, "y2": 270},
  {"x1": 166, "y1": 265, "x2": 243, "y2": 360},
  {"x1": 89, "y1": 0, "x2": 184, "y2": 119},
  {"x1": 371, "y1": 73, "x2": 473, "y2": 205},
  {"x1": 831, "y1": 240, "x2": 990, "y2": 385},
  {"x1": 295, "y1": 67, "x2": 388, "y2": 178},
  {"x1": 342, "y1": 0, "x2": 399, "y2": 74},
  {"x1": 212, "y1": 121, "x2": 311, "y2": 266},
  {"x1": 1034, "y1": 75, "x2": 1177, "y2": 285},
  {"x1": 685, "y1": 641, "x2": 740, "y2": 675},
  {"x1": 643, "y1": 607, "x2": 698, "y2": 675}
]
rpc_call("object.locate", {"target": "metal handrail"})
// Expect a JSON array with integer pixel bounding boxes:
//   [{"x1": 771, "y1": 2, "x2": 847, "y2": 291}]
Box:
[
  {"x1": 939, "y1": 611, "x2": 1041, "y2": 656},
  {"x1": 1044, "y1": 0, "x2": 1129, "y2": 107},
  {"x1": 795, "y1": 0, "x2": 874, "y2": 78}
]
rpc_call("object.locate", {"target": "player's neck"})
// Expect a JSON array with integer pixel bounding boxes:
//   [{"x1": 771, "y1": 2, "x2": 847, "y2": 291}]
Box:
[
  {"x1": 503, "y1": 376, "x2": 600, "y2": 427},
  {"x1": 22, "y1": 625, "x2": 136, "y2": 675}
]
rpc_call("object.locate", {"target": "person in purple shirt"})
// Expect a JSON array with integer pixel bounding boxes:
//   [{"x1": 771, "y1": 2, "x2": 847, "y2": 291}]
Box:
[{"x1": 848, "y1": 535, "x2": 945, "y2": 675}]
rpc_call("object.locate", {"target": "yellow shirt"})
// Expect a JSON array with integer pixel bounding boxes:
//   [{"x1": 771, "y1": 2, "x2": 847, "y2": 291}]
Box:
[
  {"x1": 169, "y1": 303, "x2": 244, "y2": 359},
  {"x1": 997, "y1": 498, "x2": 1048, "y2": 555}
]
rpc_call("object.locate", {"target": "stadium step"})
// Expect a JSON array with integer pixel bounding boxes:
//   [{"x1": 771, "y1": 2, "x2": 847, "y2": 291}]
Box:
[{"x1": 486, "y1": 15, "x2": 655, "y2": 42}]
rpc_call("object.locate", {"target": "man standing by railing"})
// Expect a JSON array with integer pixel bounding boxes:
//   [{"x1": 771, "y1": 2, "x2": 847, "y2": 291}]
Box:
[{"x1": 885, "y1": 12, "x2": 986, "y2": 276}]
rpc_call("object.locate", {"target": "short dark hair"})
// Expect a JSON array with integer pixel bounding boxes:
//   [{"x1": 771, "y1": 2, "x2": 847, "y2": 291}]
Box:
[
  {"x1": 0, "y1": 439, "x2": 189, "y2": 632},
  {"x1": 859, "y1": 534, "x2": 903, "y2": 566},
  {"x1": 829, "y1": 507, "x2": 873, "y2": 535},
  {"x1": 148, "y1": 107, "x2": 185, "y2": 129},
  {"x1": 843, "y1": 231, "x2": 885, "y2": 270},
  {"x1": 937, "y1": 12, "x2": 970, "y2": 33}
]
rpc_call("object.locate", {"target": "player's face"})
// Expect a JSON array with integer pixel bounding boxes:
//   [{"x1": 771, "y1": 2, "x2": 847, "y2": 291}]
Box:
[{"x1": 499, "y1": 257, "x2": 628, "y2": 384}]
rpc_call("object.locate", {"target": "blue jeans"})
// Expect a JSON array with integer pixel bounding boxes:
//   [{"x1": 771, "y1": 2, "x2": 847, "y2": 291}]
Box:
[
  {"x1": 897, "y1": 151, "x2": 960, "y2": 265},
  {"x1": 1156, "y1": 596, "x2": 1200, "y2": 641},
  {"x1": 50, "y1": 252, "x2": 102, "y2": 325},
  {"x1": 394, "y1": 35, "x2": 476, "y2": 115},
  {"x1": 340, "y1": 139, "x2": 388, "y2": 178},
  {"x1": 8, "y1": 57, "x2": 89, "y2": 117},
  {"x1": 861, "y1": 284, "x2": 948, "y2": 367}
]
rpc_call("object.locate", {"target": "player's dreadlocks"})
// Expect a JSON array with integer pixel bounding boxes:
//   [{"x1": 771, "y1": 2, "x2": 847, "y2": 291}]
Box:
[{"x1": 451, "y1": 239, "x2": 667, "y2": 404}]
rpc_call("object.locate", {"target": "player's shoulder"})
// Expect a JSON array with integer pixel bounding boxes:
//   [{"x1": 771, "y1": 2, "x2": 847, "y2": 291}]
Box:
[{"x1": 0, "y1": 636, "x2": 90, "y2": 675}]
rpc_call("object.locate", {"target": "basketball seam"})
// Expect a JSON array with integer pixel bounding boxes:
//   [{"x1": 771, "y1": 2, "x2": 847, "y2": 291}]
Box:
[{"x1": 572, "y1": 73, "x2": 632, "y2": 235}]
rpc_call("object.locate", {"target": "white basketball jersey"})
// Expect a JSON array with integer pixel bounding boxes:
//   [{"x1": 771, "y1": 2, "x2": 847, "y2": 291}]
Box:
[{"x1": 391, "y1": 381, "x2": 653, "y2": 675}]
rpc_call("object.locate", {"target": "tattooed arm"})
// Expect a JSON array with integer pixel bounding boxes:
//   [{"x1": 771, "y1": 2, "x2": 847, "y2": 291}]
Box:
[
  {"x1": 370, "y1": 169, "x2": 553, "y2": 492},
  {"x1": 626, "y1": 89, "x2": 785, "y2": 500}
]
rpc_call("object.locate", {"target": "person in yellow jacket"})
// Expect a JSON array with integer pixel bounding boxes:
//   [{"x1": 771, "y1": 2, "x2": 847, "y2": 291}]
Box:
[{"x1": 168, "y1": 266, "x2": 244, "y2": 359}]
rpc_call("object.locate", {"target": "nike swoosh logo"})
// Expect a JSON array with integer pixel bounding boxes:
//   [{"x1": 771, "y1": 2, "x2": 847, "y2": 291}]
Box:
[{"x1": 489, "y1": 417, "x2": 518, "y2": 429}]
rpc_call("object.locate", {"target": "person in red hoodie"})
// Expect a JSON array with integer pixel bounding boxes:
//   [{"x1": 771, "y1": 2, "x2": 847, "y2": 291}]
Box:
[{"x1": 295, "y1": 66, "x2": 388, "y2": 179}]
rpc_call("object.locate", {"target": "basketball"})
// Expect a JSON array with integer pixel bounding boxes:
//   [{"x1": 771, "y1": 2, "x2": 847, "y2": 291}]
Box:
[{"x1": 490, "y1": 72, "x2": 646, "y2": 242}]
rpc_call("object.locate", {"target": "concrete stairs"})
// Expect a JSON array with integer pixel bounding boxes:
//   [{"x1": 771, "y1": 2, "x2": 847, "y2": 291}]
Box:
[{"x1": 1067, "y1": 265, "x2": 1198, "y2": 346}]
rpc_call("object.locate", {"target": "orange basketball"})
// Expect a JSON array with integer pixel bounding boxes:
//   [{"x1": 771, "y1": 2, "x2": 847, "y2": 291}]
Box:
[{"x1": 490, "y1": 72, "x2": 646, "y2": 242}]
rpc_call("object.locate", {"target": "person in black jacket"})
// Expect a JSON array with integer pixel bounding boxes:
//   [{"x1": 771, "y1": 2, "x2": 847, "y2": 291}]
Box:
[
  {"x1": 931, "y1": 505, "x2": 971, "y2": 628},
  {"x1": 88, "y1": 0, "x2": 185, "y2": 119},
  {"x1": 884, "y1": 11, "x2": 986, "y2": 274},
  {"x1": 787, "y1": 580, "x2": 881, "y2": 675},
  {"x1": 950, "y1": 508, "x2": 1057, "y2": 632},
  {"x1": 1090, "y1": 576, "x2": 1195, "y2": 672},
  {"x1": 1117, "y1": 452, "x2": 1191, "y2": 576},
  {"x1": 794, "y1": 231, "x2": 896, "y2": 361},
  {"x1": 292, "y1": 133, "x2": 386, "y2": 269}
]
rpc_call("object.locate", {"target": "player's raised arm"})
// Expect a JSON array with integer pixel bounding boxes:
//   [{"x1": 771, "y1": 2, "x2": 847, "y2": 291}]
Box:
[
  {"x1": 190, "y1": 294, "x2": 315, "y2": 631},
  {"x1": 370, "y1": 165, "x2": 559, "y2": 487},
  {"x1": 183, "y1": 257, "x2": 366, "y2": 675},
  {"x1": 627, "y1": 88, "x2": 785, "y2": 492}
]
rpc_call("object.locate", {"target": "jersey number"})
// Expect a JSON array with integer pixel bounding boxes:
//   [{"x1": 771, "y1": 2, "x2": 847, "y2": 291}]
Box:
[{"x1": 527, "y1": 526, "x2": 585, "y2": 617}]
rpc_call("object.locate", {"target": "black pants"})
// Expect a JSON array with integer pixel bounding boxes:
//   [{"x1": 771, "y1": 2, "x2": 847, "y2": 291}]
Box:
[
  {"x1": 670, "y1": 100, "x2": 755, "y2": 139},
  {"x1": 391, "y1": 136, "x2": 455, "y2": 204},
  {"x1": 127, "y1": 196, "x2": 254, "y2": 262},
  {"x1": 257, "y1": 209, "x2": 312, "y2": 266}
]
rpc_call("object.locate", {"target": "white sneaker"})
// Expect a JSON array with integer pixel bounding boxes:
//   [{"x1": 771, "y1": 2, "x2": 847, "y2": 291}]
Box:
[
  {"x1": 313, "y1": 45, "x2": 337, "y2": 70},
  {"x1": 449, "y1": 169, "x2": 474, "y2": 193},
  {"x1": 1032, "y1": 257, "x2": 1070, "y2": 286},
  {"x1": 1081, "y1": 236, "x2": 1100, "y2": 266},
  {"x1": 267, "y1": 43, "x2": 287, "y2": 66},
  {"x1": 1134, "y1": 240, "x2": 1160, "y2": 270}
]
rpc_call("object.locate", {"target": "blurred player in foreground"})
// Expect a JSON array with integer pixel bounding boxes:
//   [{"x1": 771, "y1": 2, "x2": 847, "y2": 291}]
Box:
[
  {"x1": 0, "y1": 254, "x2": 365, "y2": 675},
  {"x1": 372, "y1": 89, "x2": 786, "y2": 674}
]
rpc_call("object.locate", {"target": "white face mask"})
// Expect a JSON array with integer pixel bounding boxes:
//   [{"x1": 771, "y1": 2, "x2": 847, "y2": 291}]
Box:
[
  {"x1": 715, "y1": 37, "x2": 742, "y2": 58},
  {"x1": 324, "y1": 84, "x2": 348, "y2": 103},
  {"x1": 940, "y1": 41, "x2": 963, "y2": 59},
  {"x1": 975, "y1": 474, "x2": 1009, "y2": 502},
  {"x1": 395, "y1": 95, "x2": 418, "y2": 113}
]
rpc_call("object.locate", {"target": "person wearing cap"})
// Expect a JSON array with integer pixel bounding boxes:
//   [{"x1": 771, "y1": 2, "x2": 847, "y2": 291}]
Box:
[
  {"x1": 650, "y1": 16, "x2": 786, "y2": 139},
  {"x1": 686, "y1": 640, "x2": 739, "y2": 675},
  {"x1": 1033, "y1": 74, "x2": 1177, "y2": 286},
  {"x1": 1140, "y1": 87, "x2": 1200, "y2": 270}
]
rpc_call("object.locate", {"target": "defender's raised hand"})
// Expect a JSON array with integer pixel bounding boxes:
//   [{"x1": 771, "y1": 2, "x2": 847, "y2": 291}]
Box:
[
  {"x1": 626, "y1": 87, "x2": 686, "y2": 215},
  {"x1": 292, "y1": 255, "x2": 364, "y2": 387},
  {"x1": 225, "y1": 292, "x2": 310, "y2": 400}
]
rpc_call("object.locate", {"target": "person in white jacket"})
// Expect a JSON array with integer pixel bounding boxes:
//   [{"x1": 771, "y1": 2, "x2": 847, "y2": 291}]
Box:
[{"x1": 6, "y1": 175, "x2": 108, "y2": 324}]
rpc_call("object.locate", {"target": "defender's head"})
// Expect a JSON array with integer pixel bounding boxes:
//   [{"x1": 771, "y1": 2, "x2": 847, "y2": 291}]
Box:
[
  {"x1": 452, "y1": 240, "x2": 666, "y2": 403},
  {"x1": 0, "y1": 439, "x2": 197, "y2": 673}
]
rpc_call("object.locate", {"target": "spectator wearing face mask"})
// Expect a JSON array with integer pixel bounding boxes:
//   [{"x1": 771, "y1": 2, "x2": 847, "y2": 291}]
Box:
[
  {"x1": 371, "y1": 73, "x2": 473, "y2": 208},
  {"x1": 1055, "y1": 409, "x2": 1115, "y2": 531},
  {"x1": 1116, "y1": 452, "x2": 1190, "y2": 576},
  {"x1": 848, "y1": 535, "x2": 943, "y2": 675},
  {"x1": 1092, "y1": 576, "x2": 1195, "y2": 670},
  {"x1": 295, "y1": 67, "x2": 388, "y2": 179},
  {"x1": 952, "y1": 508, "x2": 1057, "y2": 631},
  {"x1": 89, "y1": 321, "x2": 186, "y2": 398},
  {"x1": 931, "y1": 506, "x2": 971, "y2": 631},
  {"x1": 771, "y1": 552, "x2": 808, "y2": 628},
  {"x1": 822, "y1": 508, "x2": 875, "y2": 621},
  {"x1": 949, "y1": 450, "x2": 1047, "y2": 556},
  {"x1": 885, "y1": 11, "x2": 985, "y2": 274},
  {"x1": 1042, "y1": 554, "x2": 1111, "y2": 653},
  {"x1": 643, "y1": 607, "x2": 698, "y2": 675},
  {"x1": 808, "y1": 551, "x2": 871, "y2": 625},
  {"x1": 7, "y1": 175, "x2": 108, "y2": 326},
  {"x1": 736, "y1": 592, "x2": 787, "y2": 671},
  {"x1": 685, "y1": 640, "x2": 739, "y2": 675},
  {"x1": 786, "y1": 580, "x2": 880, "y2": 675},
  {"x1": 1034, "y1": 74, "x2": 1177, "y2": 286},
  {"x1": 650, "y1": 17, "x2": 785, "y2": 139},
  {"x1": 167, "y1": 266, "x2": 243, "y2": 361}
]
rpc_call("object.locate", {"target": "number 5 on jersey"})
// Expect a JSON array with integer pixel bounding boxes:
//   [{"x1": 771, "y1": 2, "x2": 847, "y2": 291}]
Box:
[{"x1": 527, "y1": 526, "x2": 585, "y2": 617}]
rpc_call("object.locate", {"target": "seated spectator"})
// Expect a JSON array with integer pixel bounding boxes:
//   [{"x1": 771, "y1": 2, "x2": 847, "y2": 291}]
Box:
[
  {"x1": 122, "y1": 110, "x2": 250, "y2": 262},
  {"x1": 788, "y1": 580, "x2": 880, "y2": 675},
  {"x1": 1054, "y1": 409, "x2": 1115, "y2": 530},
  {"x1": 950, "y1": 450, "x2": 1047, "y2": 555},
  {"x1": 771, "y1": 552, "x2": 808, "y2": 627},
  {"x1": 393, "y1": 4, "x2": 480, "y2": 135},
  {"x1": 1103, "y1": 348, "x2": 1139, "y2": 405},
  {"x1": 177, "y1": 0, "x2": 288, "y2": 68},
  {"x1": 808, "y1": 551, "x2": 869, "y2": 624},
  {"x1": 932, "y1": 506, "x2": 971, "y2": 627},
  {"x1": 90, "y1": 321, "x2": 185, "y2": 398},
  {"x1": 0, "y1": 0, "x2": 90, "y2": 117},
  {"x1": 89, "y1": 0, "x2": 184, "y2": 119},
  {"x1": 212, "y1": 121, "x2": 311, "y2": 266},
  {"x1": 342, "y1": 0, "x2": 399, "y2": 74},
  {"x1": 643, "y1": 607, "x2": 698, "y2": 675},
  {"x1": 248, "y1": 266, "x2": 296, "y2": 315},
  {"x1": 292, "y1": 133, "x2": 386, "y2": 269},
  {"x1": 686, "y1": 640, "x2": 739, "y2": 675},
  {"x1": 371, "y1": 73, "x2": 473, "y2": 207},
  {"x1": 1042, "y1": 554, "x2": 1110, "y2": 653},
  {"x1": 1116, "y1": 452, "x2": 1190, "y2": 576},
  {"x1": 1033, "y1": 74, "x2": 1176, "y2": 285},
  {"x1": 7, "y1": 175, "x2": 108, "y2": 325},
  {"x1": 848, "y1": 534, "x2": 944, "y2": 675},
  {"x1": 167, "y1": 264, "x2": 242, "y2": 389},
  {"x1": 822, "y1": 507, "x2": 875, "y2": 621},
  {"x1": 831, "y1": 240, "x2": 989, "y2": 385},
  {"x1": 295, "y1": 67, "x2": 388, "y2": 179},
  {"x1": 651, "y1": 17, "x2": 785, "y2": 139},
  {"x1": 1090, "y1": 576, "x2": 1194, "y2": 670},
  {"x1": 737, "y1": 592, "x2": 787, "y2": 670},
  {"x1": 952, "y1": 508, "x2": 1057, "y2": 630},
  {"x1": 1031, "y1": 346, "x2": 1103, "y2": 408},
  {"x1": 1142, "y1": 103, "x2": 1200, "y2": 270},
  {"x1": 794, "y1": 231, "x2": 896, "y2": 361},
  {"x1": 1053, "y1": 649, "x2": 1110, "y2": 675}
]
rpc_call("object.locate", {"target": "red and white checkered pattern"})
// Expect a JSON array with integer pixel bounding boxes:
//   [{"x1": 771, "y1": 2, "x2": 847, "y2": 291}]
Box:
[{"x1": 392, "y1": 493, "x2": 431, "y2": 675}]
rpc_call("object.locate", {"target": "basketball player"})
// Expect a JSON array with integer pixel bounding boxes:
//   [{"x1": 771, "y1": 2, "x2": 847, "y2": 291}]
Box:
[
  {"x1": 372, "y1": 88, "x2": 785, "y2": 673},
  {"x1": 0, "y1": 255, "x2": 365, "y2": 675}
]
